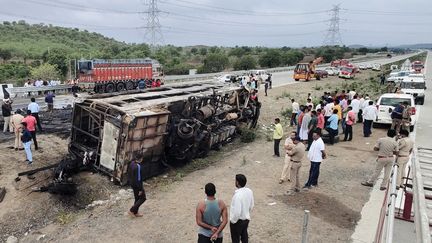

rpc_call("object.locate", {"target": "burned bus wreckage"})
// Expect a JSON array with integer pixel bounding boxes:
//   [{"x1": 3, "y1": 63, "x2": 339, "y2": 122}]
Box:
[{"x1": 65, "y1": 81, "x2": 260, "y2": 186}]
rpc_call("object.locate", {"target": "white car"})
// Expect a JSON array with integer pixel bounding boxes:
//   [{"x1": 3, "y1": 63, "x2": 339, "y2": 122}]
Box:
[
  {"x1": 387, "y1": 71, "x2": 411, "y2": 83},
  {"x1": 366, "y1": 64, "x2": 373, "y2": 69},
  {"x1": 390, "y1": 65, "x2": 398, "y2": 70},
  {"x1": 400, "y1": 76, "x2": 426, "y2": 105},
  {"x1": 372, "y1": 63, "x2": 381, "y2": 71},
  {"x1": 324, "y1": 67, "x2": 339, "y2": 76},
  {"x1": 374, "y1": 93, "x2": 416, "y2": 131},
  {"x1": 358, "y1": 64, "x2": 367, "y2": 70},
  {"x1": 249, "y1": 69, "x2": 269, "y2": 80},
  {"x1": 217, "y1": 74, "x2": 236, "y2": 83}
]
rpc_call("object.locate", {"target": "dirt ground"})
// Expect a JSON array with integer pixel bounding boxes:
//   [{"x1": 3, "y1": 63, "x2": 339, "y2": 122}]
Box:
[{"x1": 0, "y1": 70, "x2": 389, "y2": 243}]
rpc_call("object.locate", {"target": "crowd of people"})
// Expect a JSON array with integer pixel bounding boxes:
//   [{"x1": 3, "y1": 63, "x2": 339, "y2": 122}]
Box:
[{"x1": 24, "y1": 78, "x2": 62, "y2": 87}]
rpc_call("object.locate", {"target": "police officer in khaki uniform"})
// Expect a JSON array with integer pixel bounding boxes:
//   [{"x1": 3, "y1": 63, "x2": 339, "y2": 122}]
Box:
[
  {"x1": 362, "y1": 129, "x2": 399, "y2": 191},
  {"x1": 287, "y1": 136, "x2": 306, "y2": 195},
  {"x1": 396, "y1": 129, "x2": 414, "y2": 189}
]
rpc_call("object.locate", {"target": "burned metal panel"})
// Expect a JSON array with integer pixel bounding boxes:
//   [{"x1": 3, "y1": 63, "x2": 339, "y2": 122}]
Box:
[{"x1": 99, "y1": 121, "x2": 120, "y2": 171}]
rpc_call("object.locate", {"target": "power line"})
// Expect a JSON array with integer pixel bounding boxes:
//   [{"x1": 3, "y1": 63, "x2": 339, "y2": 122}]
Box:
[
  {"x1": 342, "y1": 8, "x2": 432, "y2": 17},
  {"x1": 143, "y1": 0, "x2": 164, "y2": 48},
  {"x1": 323, "y1": 4, "x2": 343, "y2": 46}
]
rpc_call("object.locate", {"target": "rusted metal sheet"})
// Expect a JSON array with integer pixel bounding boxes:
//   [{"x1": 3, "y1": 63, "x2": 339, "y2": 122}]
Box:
[{"x1": 69, "y1": 81, "x2": 260, "y2": 185}]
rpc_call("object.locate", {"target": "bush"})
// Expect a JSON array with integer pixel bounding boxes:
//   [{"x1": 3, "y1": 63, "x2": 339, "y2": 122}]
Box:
[
  {"x1": 240, "y1": 128, "x2": 257, "y2": 143},
  {"x1": 281, "y1": 107, "x2": 292, "y2": 119}
]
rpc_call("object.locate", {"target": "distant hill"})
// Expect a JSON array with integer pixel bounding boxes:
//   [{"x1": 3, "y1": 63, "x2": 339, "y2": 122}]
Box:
[
  {"x1": 348, "y1": 44, "x2": 366, "y2": 49},
  {"x1": 392, "y1": 43, "x2": 432, "y2": 49}
]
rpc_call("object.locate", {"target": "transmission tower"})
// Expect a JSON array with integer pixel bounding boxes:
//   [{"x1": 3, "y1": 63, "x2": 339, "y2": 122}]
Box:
[
  {"x1": 143, "y1": 0, "x2": 164, "y2": 48},
  {"x1": 323, "y1": 4, "x2": 343, "y2": 46}
]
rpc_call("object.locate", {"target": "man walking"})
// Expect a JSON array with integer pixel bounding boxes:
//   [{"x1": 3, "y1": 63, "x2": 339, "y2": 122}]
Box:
[
  {"x1": 324, "y1": 100, "x2": 334, "y2": 125},
  {"x1": 279, "y1": 131, "x2": 296, "y2": 184},
  {"x1": 273, "y1": 118, "x2": 283, "y2": 157},
  {"x1": 44, "y1": 91, "x2": 55, "y2": 120},
  {"x1": 307, "y1": 111, "x2": 318, "y2": 150},
  {"x1": 325, "y1": 109, "x2": 339, "y2": 145},
  {"x1": 290, "y1": 99, "x2": 299, "y2": 127},
  {"x1": 28, "y1": 97, "x2": 42, "y2": 132},
  {"x1": 343, "y1": 106, "x2": 356, "y2": 141},
  {"x1": 230, "y1": 174, "x2": 254, "y2": 243},
  {"x1": 22, "y1": 110, "x2": 38, "y2": 150},
  {"x1": 362, "y1": 101, "x2": 378, "y2": 137},
  {"x1": 128, "y1": 159, "x2": 146, "y2": 217},
  {"x1": 2, "y1": 98, "x2": 13, "y2": 133},
  {"x1": 316, "y1": 109, "x2": 325, "y2": 133},
  {"x1": 196, "y1": 183, "x2": 228, "y2": 243},
  {"x1": 350, "y1": 95, "x2": 360, "y2": 123},
  {"x1": 304, "y1": 130, "x2": 326, "y2": 189},
  {"x1": 287, "y1": 136, "x2": 306, "y2": 195},
  {"x1": 21, "y1": 122, "x2": 33, "y2": 164},
  {"x1": 299, "y1": 107, "x2": 311, "y2": 142},
  {"x1": 362, "y1": 129, "x2": 399, "y2": 190},
  {"x1": 396, "y1": 129, "x2": 414, "y2": 189},
  {"x1": 11, "y1": 109, "x2": 24, "y2": 150},
  {"x1": 391, "y1": 102, "x2": 404, "y2": 134}
]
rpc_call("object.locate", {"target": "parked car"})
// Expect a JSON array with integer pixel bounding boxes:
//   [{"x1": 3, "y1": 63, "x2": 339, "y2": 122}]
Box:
[
  {"x1": 386, "y1": 71, "x2": 411, "y2": 83},
  {"x1": 338, "y1": 66, "x2": 356, "y2": 79},
  {"x1": 217, "y1": 74, "x2": 236, "y2": 83},
  {"x1": 372, "y1": 63, "x2": 381, "y2": 71},
  {"x1": 390, "y1": 65, "x2": 398, "y2": 70},
  {"x1": 400, "y1": 76, "x2": 426, "y2": 105},
  {"x1": 315, "y1": 70, "x2": 329, "y2": 78},
  {"x1": 358, "y1": 64, "x2": 367, "y2": 70},
  {"x1": 324, "y1": 67, "x2": 339, "y2": 76},
  {"x1": 374, "y1": 93, "x2": 416, "y2": 131},
  {"x1": 366, "y1": 64, "x2": 373, "y2": 69},
  {"x1": 249, "y1": 69, "x2": 269, "y2": 80}
]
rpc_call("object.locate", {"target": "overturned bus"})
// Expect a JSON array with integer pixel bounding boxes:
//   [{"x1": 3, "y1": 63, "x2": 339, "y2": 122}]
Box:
[{"x1": 69, "y1": 81, "x2": 260, "y2": 185}]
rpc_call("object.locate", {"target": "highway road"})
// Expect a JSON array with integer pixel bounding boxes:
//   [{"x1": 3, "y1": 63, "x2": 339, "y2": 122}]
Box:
[
  {"x1": 270, "y1": 52, "x2": 422, "y2": 88},
  {"x1": 414, "y1": 50, "x2": 431, "y2": 146}
]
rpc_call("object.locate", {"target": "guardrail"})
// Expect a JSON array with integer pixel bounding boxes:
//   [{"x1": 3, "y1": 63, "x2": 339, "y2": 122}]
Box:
[{"x1": 6, "y1": 84, "x2": 73, "y2": 98}]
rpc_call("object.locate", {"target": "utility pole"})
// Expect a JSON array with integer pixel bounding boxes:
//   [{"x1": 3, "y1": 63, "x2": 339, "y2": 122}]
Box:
[
  {"x1": 143, "y1": 0, "x2": 164, "y2": 50},
  {"x1": 323, "y1": 4, "x2": 343, "y2": 46}
]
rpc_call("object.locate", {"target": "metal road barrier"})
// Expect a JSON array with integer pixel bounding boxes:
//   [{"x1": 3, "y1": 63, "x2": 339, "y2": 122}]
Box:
[{"x1": 6, "y1": 85, "x2": 73, "y2": 98}]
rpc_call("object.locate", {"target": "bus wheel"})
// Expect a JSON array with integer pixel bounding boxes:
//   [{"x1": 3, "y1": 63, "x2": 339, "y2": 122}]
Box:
[{"x1": 106, "y1": 83, "x2": 115, "y2": 93}]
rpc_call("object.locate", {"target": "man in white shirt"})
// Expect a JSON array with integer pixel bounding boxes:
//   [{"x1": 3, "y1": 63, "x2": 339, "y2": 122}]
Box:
[
  {"x1": 350, "y1": 95, "x2": 360, "y2": 122},
  {"x1": 362, "y1": 100, "x2": 378, "y2": 137},
  {"x1": 230, "y1": 174, "x2": 254, "y2": 243},
  {"x1": 305, "y1": 98, "x2": 314, "y2": 110},
  {"x1": 304, "y1": 130, "x2": 326, "y2": 189},
  {"x1": 362, "y1": 96, "x2": 371, "y2": 110},
  {"x1": 324, "y1": 101, "x2": 334, "y2": 125},
  {"x1": 290, "y1": 99, "x2": 299, "y2": 127},
  {"x1": 348, "y1": 89, "x2": 356, "y2": 101},
  {"x1": 28, "y1": 97, "x2": 42, "y2": 131}
]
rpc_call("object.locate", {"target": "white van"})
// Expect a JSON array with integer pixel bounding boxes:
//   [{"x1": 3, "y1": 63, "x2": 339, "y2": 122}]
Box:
[
  {"x1": 387, "y1": 71, "x2": 411, "y2": 83},
  {"x1": 400, "y1": 76, "x2": 426, "y2": 105},
  {"x1": 374, "y1": 93, "x2": 416, "y2": 131},
  {"x1": 249, "y1": 69, "x2": 268, "y2": 80}
]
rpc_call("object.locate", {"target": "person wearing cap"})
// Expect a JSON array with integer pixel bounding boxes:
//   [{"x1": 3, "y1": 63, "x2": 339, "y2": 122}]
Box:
[
  {"x1": 287, "y1": 136, "x2": 306, "y2": 195},
  {"x1": 11, "y1": 109, "x2": 24, "y2": 150},
  {"x1": 279, "y1": 131, "x2": 296, "y2": 184},
  {"x1": 396, "y1": 129, "x2": 414, "y2": 189},
  {"x1": 2, "y1": 98, "x2": 13, "y2": 133},
  {"x1": 20, "y1": 122, "x2": 33, "y2": 164}
]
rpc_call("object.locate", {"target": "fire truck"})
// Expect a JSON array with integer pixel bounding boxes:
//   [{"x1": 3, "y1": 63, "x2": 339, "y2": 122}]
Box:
[
  {"x1": 77, "y1": 58, "x2": 163, "y2": 93},
  {"x1": 331, "y1": 59, "x2": 349, "y2": 67}
]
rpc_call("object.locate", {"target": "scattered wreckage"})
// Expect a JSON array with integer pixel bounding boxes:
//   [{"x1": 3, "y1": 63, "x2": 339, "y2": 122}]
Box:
[{"x1": 20, "y1": 81, "x2": 260, "y2": 193}]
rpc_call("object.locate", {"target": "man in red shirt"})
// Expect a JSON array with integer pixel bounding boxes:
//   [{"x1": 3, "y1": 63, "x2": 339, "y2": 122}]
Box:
[
  {"x1": 21, "y1": 110, "x2": 38, "y2": 150},
  {"x1": 316, "y1": 108, "x2": 325, "y2": 132},
  {"x1": 343, "y1": 106, "x2": 356, "y2": 141}
]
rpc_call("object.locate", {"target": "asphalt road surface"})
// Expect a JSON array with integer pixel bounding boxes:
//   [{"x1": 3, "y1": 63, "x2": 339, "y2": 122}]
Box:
[{"x1": 414, "y1": 50, "x2": 431, "y2": 146}]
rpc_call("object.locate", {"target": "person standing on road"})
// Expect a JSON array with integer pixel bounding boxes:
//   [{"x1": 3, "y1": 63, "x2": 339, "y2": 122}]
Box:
[
  {"x1": 324, "y1": 100, "x2": 334, "y2": 126},
  {"x1": 196, "y1": 183, "x2": 228, "y2": 243},
  {"x1": 396, "y1": 129, "x2": 414, "y2": 189},
  {"x1": 20, "y1": 122, "x2": 33, "y2": 165},
  {"x1": 290, "y1": 99, "x2": 299, "y2": 127},
  {"x1": 304, "y1": 130, "x2": 326, "y2": 189},
  {"x1": 11, "y1": 109, "x2": 24, "y2": 150},
  {"x1": 325, "y1": 109, "x2": 339, "y2": 145},
  {"x1": 28, "y1": 97, "x2": 42, "y2": 132},
  {"x1": 299, "y1": 107, "x2": 311, "y2": 142},
  {"x1": 287, "y1": 136, "x2": 306, "y2": 195},
  {"x1": 343, "y1": 106, "x2": 356, "y2": 141},
  {"x1": 391, "y1": 102, "x2": 404, "y2": 134},
  {"x1": 350, "y1": 95, "x2": 360, "y2": 123},
  {"x1": 22, "y1": 110, "x2": 38, "y2": 150},
  {"x1": 230, "y1": 174, "x2": 254, "y2": 243},
  {"x1": 358, "y1": 95, "x2": 365, "y2": 122},
  {"x1": 305, "y1": 98, "x2": 314, "y2": 110},
  {"x1": 2, "y1": 98, "x2": 13, "y2": 133},
  {"x1": 296, "y1": 106, "x2": 305, "y2": 135},
  {"x1": 316, "y1": 108, "x2": 325, "y2": 133},
  {"x1": 362, "y1": 101, "x2": 378, "y2": 137},
  {"x1": 264, "y1": 79, "x2": 269, "y2": 96},
  {"x1": 273, "y1": 118, "x2": 283, "y2": 157},
  {"x1": 361, "y1": 129, "x2": 399, "y2": 191},
  {"x1": 307, "y1": 111, "x2": 318, "y2": 150},
  {"x1": 279, "y1": 131, "x2": 296, "y2": 184},
  {"x1": 128, "y1": 159, "x2": 147, "y2": 217},
  {"x1": 401, "y1": 101, "x2": 412, "y2": 132},
  {"x1": 44, "y1": 91, "x2": 55, "y2": 120},
  {"x1": 380, "y1": 74, "x2": 386, "y2": 85}
]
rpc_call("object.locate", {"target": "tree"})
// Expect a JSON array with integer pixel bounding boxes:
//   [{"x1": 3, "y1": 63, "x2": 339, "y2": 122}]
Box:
[
  {"x1": 190, "y1": 47, "x2": 198, "y2": 55},
  {"x1": 259, "y1": 49, "x2": 282, "y2": 68},
  {"x1": 233, "y1": 55, "x2": 256, "y2": 70},
  {"x1": 30, "y1": 63, "x2": 61, "y2": 80},
  {"x1": 199, "y1": 48, "x2": 208, "y2": 55},
  {"x1": 201, "y1": 53, "x2": 229, "y2": 73},
  {"x1": 358, "y1": 47, "x2": 369, "y2": 55},
  {"x1": 42, "y1": 48, "x2": 68, "y2": 77},
  {"x1": 0, "y1": 48, "x2": 12, "y2": 64}
]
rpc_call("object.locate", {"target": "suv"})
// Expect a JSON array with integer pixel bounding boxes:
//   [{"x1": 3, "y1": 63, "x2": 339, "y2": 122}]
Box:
[
  {"x1": 387, "y1": 71, "x2": 411, "y2": 83},
  {"x1": 400, "y1": 76, "x2": 426, "y2": 105},
  {"x1": 374, "y1": 93, "x2": 416, "y2": 131}
]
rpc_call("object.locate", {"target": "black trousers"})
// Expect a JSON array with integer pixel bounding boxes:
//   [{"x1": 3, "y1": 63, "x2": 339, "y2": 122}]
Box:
[
  {"x1": 290, "y1": 113, "x2": 297, "y2": 126},
  {"x1": 30, "y1": 131, "x2": 38, "y2": 150},
  {"x1": 274, "y1": 139, "x2": 281, "y2": 156},
  {"x1": 307, "y1": 130, "x2": 314, "y2": 151},
  {"x1": 130, "y1": 186, "x2": 146, "y2": 214},
  {"x1": 357, "y1": 110, "x2": 363, "y2": 123},
  {"x1": 198, "y1": 234, "x2": 223, "y2": 243},
  {"x1": 363, "y1": 119, "x2": 373, "y2": 137},
  {"x1": 230, "y1": 219, "x2": 249, "y2": 243},
  {"x1": 32, "y1": 113, "x2": 43, "y2": 131},
  {"x1": 344, "y1": 124, "x2": 353, "y2": 141},
  {"x1": 305, "y1": 162, "x2": 321, "y2": 187},
  {"x1": 325, "y1": 127, "x2": 338, "y2": 145}
]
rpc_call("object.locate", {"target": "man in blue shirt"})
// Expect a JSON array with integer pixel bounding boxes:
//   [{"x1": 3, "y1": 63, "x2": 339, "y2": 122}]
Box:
[
  {"x1": 325, "y1": 109, "x2": 339, "y2": 145},
  {"x1": 128, "y1": 159, "x2": 146, "y2": 217},
  {"x1": 138, "y1": 79, "x2": 146, "y2": 90}
]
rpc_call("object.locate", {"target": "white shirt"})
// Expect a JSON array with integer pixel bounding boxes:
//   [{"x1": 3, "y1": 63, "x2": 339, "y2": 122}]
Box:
[
  {"x1": 307, "y1": 137, "x2": 325, "y2": 162},
  {"x1": 349, "y1": 91, "x2": 356, "y2": 100},
  {"x1": 350, "y1": 99, "x2": 360, "y2": 113},
  {"x1": 362, "y1": 99, "x2": 371, "y2": 110},
  {"x1": 230, "y1": 187, "x2": 254, "y2": 223},
  {"x1": 292, "y1": 102, "x2": 300, "y2": 113},
  {"x1": 28, "y1": 102, "x2": 40, "y2": 113},
  {"x1": 363, "y1": 105, "x2": 378, "y2": 120},
  {"x1": 324, "y1": 103, "x2": 334, "y2": 117},
  {"x1": 306, "y1": 102, "x2": 314, "y2": 110},
  {"x1": 359, "y1": 98, "x2": 365, "y2": 109},
  {"x1": 315, "y1": 103, "x2": 322, "y2": 111}
]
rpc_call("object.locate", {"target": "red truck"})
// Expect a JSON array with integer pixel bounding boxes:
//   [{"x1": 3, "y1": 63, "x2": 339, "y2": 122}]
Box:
[
  {"x1": 331, "y1": 59, "x2": 349, "y2": 67},
  {"x1": 411, "y1": 61, "x2": 424, "y2": 73},
  {"x1": 77, "y1": 58, "x2": 163, "y2": 93}
]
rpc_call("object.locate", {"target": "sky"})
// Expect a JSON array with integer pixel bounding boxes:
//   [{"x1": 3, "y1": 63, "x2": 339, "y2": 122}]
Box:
[{"x1": 0, "y1": 0, "x2": 431, "y2": 47}]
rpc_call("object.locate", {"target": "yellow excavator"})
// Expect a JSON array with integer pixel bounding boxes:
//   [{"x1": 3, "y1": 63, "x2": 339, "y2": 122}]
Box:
[{"x1": 293, "y1": 57, "x2": 323, "y2": 81}]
